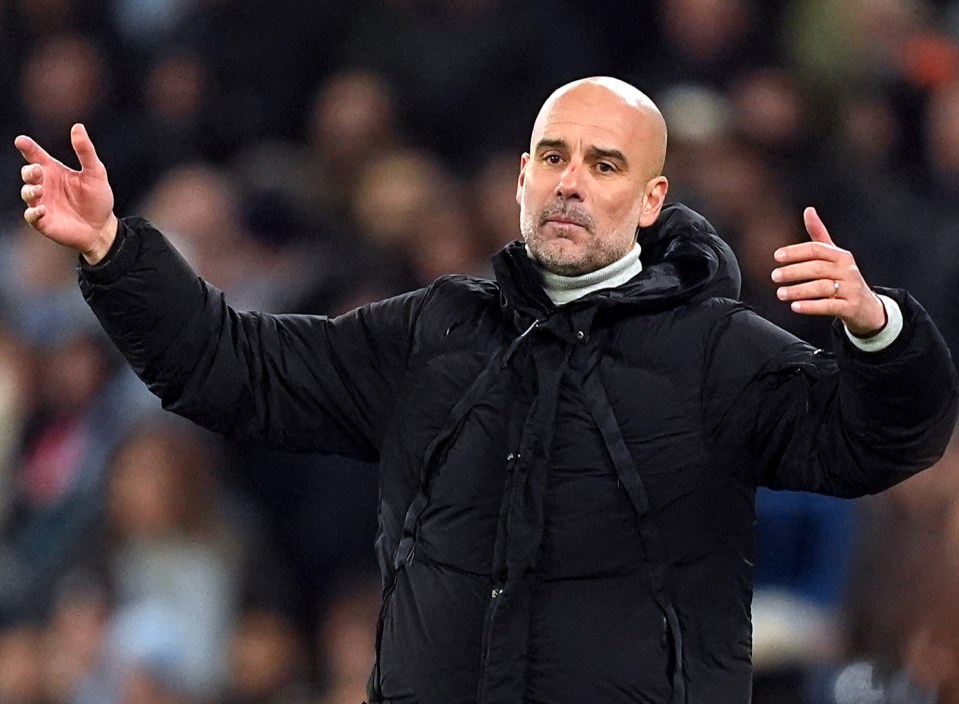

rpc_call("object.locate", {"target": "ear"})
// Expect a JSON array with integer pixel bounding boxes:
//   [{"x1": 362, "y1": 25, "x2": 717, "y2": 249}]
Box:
[
  {"x1": 516, "y1": 153, "x2": 530, "y2": 206},
  {"x1": 638, "y1": 176, "x2": 669, "y2": 228}
]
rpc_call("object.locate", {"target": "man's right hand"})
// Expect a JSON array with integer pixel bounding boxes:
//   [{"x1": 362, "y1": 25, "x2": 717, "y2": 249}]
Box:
[{"x1": 15, "y1": 123, "x2": 118, "y2": 264}]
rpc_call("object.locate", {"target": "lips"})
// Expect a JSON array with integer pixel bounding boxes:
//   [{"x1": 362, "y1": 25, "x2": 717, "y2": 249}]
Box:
[{"x1": 539, "y1": 203, "x2": 592, "y2": 231}]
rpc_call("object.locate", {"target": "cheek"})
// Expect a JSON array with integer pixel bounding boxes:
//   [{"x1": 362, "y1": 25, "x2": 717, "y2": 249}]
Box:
[
  {"x1": 610, "y1": 193, "x2": 646, "y2": 228},
  {"x1": 518, "y1": 188, "x2": 543, "y2": 230},
  {"x1": 595, "y1": 200, "x2": 637, "y2": 234},
  {"x1": 518, "y1": 180, "x2": 538, "y2": 210}
]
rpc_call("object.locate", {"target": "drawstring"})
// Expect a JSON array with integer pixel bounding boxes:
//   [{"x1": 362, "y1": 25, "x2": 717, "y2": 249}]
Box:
[
  {"x1": 581, "y1": 360, "x2": 687, "y2": 704},
  {"x1": 501, "y1": 320, "x2": 539, "y2": 368}
]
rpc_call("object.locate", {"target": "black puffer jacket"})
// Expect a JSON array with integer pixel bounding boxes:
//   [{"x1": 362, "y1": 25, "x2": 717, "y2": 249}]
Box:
[{"x1": 79, "y1": 203, "x2": 958, "y2": 704}]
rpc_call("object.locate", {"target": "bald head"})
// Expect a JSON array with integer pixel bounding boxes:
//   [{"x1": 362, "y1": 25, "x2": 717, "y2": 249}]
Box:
[{"x1": 530, "y1": 77, "x2": 668, "y2": 180}]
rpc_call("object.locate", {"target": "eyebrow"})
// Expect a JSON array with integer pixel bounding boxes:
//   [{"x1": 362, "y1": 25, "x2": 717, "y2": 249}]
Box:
[{"x1": 533, "y1": 138, "x2": 630, "y2": 168}]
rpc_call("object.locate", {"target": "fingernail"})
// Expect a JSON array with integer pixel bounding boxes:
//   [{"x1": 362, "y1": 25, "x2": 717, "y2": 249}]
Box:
[
  {"x1": 774, "y1": 249, "x2": 785, "y2": 261},
  {"x1": 791, "y1": 301, "x2": 801, "y2": 312},
  {"x1": 777, "y1": 288, "x2": 786, "y2": 300},
  {"x1": 771, "y1": 269, "x2": 781, "y2": 282}
]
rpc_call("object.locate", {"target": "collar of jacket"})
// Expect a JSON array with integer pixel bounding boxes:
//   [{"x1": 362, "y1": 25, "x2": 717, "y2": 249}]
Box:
[{"x1": 491, "y1": 202, "x2": 743, "y2": 332}]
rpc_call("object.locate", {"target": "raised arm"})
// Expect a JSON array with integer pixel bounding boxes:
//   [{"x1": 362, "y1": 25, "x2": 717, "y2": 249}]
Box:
[
  {"x1": 706, "y1": 209, "x2": 958, "y2": 496},
  {"x1": 15, "y1": 127, "x2": 421, "y2": 460}
]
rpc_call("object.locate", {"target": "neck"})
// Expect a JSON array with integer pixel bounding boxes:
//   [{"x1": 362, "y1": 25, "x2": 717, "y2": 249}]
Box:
[{"x1": 529, "y1": 243, "x2": 643, "y2": 305}]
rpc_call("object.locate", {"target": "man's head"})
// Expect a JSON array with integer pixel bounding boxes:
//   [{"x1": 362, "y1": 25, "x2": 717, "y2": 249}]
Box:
[{"x1": 517, "y1": 77, "x2": 668, "y2": 276}]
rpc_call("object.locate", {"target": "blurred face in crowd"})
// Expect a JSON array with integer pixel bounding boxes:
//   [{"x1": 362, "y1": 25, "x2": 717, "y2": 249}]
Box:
[
  {"x1": 517, "y1": 77, "x2": 669, "y2": 276},
  {"x1": 21, "y1": 35, "x2": 105, "y2": 128}
]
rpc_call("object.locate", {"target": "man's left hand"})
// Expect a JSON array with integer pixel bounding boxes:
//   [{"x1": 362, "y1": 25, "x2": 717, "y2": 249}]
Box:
[{"x1": 771, "y1": 207, "x2": 886, "y2": 337}]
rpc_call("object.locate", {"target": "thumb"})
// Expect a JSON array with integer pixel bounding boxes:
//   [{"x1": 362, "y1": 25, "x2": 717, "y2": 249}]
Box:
[
  {"x1": 803, "y1": 206, "x2": 834, "y2": 245},
  {"x1": 70, "y1": 123, "x2": 105, "y2": 175}
]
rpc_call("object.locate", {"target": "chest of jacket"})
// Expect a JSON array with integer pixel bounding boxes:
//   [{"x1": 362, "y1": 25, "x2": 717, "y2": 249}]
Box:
[{"x1": 375, "y1": 300, "x2": 733, "y2": 581}]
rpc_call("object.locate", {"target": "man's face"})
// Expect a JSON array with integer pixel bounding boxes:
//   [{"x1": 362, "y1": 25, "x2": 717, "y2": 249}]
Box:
[{"x1": 517, "y1": 83, "x2": 668, "y2": 276}]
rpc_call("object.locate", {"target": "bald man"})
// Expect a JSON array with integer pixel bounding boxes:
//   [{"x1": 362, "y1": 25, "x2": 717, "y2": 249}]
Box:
[{"x1": 15, "y1": 77, "x2": 958, "y2": 704}]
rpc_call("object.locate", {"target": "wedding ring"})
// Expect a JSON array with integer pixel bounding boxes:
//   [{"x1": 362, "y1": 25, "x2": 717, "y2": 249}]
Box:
[{"x1": 831, "y1": 280, "x2": 840, "y2": 298}]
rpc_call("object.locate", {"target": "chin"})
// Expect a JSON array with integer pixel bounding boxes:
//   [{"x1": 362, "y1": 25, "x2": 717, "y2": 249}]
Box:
[
  {"x1": 535, "y1": 248, "x2": 591, "y2": 276},
  {"x1": 525, "y1": 232, "x2": 591, "y2": 275}
]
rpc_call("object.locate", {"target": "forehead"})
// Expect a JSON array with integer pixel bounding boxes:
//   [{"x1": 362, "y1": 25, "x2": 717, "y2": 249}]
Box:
[{"x1": 531, "y1": 86, "x2": 646, "y2": 154}]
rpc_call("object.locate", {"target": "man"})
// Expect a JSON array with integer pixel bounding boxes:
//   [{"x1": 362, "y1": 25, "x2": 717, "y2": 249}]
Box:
[{"x1": 15, "y1": 77, "x2": 958, "y2": 704}]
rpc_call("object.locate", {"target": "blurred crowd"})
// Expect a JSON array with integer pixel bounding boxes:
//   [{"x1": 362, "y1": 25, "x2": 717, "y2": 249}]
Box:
[{"x1": 1, "y1": 0, "x2": 959, "y2": 702}]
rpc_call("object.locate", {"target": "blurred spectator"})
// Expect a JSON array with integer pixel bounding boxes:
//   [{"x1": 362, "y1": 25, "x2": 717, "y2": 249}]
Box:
[
  {"x1": 472, "y1": 150, "x2": 523, "y2": 254},
  {"x1": 224, "y1": 445, "x2": 379, "y2": 637},
  {"x1": 351, "y1": 148, "x2": 455, "y2": 252},
  {"x1": 0, "y1": 622, "x2": 46, "y2": 704},
  {"x1": 42, "y1": 572, "x2": 111, "y2": 703},
  {"x1": 0, "y1": 327, "x2": 32, "y2": 528},
  {"x1": 135, "y1": 49, "x2": 238, "y2": 184},
  {"x1": 221, "y1": 608, "x2": 312, "y2": 704},
  {"x1": 347, "y1": 147, "x2": 458, "y2": 288},
  {"x1": 0, "y1": 220, "x2": 98, "y2": 344},
  {"x1": 13, "y1": 32, "x2": 142, "y2": 211},
  {"x1": 924, "y1": 79, "x2": 959, "y2": 195},
  {"x1": 314, "y1": 575, "x2": 380, "y2": 704},
  {"x1": 138, "y1": 162, "x2": 316, "y2": 312},
  {"x1": 631, "y1": 0, "x2": 774, "y2": 96},
  {"x1": 405, "y1": 189, "x2": 491, "y2": 284},
  {"x1": 18, "y1": 33, "x2": 106, "y2": 147},
  {"x1": 828, "y1": 440, "x2": 959, "y2": 702},
  {"x1": 0, "y1": 223, "x2": 152, "y2": 627},
  {"x1": 303, "y1": 69, "x2": 401, "y2": 220},
  {"x1": 348, "y1": 0, "x2": 598, "y2": 164},
  {"x1": 96, "y1": 421, "x2": 243, "y2": 697},
  {"x1": 109, "y1": 0, "x2": 195, "y2": 50},
  {"x1": 728, "y1": 68, "x2": 826, "y2": 202},
  {"x1": 786, "y1": 0, "x2": 930, "y2": 90},
  {"x1": 67, "y1": 419, "x2": 293, "y2": 702},
  {"x1": 163, "y1": 1, "x2": 352, "y2": 145}
]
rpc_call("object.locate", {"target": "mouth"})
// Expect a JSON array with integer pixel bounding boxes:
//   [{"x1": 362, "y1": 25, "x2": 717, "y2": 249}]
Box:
[
  {"x1": 543, "y1": 217, "x2": 588, "y2": 230},
  {"x1": 539, "y1": 203, "x2": 592, "y2": 232}
]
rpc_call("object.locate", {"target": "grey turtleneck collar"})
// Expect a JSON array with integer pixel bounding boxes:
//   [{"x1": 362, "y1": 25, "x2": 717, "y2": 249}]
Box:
[{"x1": 528, "y1": 243, "x2": 644, "y2": 306}]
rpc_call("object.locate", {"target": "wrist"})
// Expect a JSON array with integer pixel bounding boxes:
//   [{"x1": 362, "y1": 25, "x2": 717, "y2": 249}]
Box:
[
  {"x1": 844, "y1": 294, "x2": 904, "y2": 352},
  {"x1": 82, "y1": 212, "x2": 119, "y2": 265},
  {"x1": 845, "y1": 292, "x2": 887, "y2": 337}
]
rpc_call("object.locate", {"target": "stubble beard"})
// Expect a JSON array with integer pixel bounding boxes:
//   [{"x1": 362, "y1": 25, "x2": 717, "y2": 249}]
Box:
[{"x1": 521, "y1": 202, "x2": 636, "y2": 276}]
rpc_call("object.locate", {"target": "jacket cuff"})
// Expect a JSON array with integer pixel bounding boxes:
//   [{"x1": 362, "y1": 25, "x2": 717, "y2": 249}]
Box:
[
  {"x1": 78, "y1": 217, "x2": 142, "y2": 285},
  {"x1": 843, "y1": 294, "x2": 903, "y2": 352}
]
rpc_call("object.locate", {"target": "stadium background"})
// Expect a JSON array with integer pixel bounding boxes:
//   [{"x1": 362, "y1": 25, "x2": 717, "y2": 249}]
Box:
[{"x1": 1, "y1": 0, "x2": 958, "y2": 702}]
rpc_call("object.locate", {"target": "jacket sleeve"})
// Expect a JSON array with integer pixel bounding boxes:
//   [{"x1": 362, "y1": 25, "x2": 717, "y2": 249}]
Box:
[
  {"x1": 703, "y1": 289, "x2": 959, "y2": 497},
  {"x1": 78, "y1": 217, "x2": 424, "y2": 461}
]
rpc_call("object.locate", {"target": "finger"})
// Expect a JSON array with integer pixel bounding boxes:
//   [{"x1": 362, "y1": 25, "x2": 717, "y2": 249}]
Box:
[
  {"x1": 23, "y1": 204, "x2": 47, "y2": 227},
  {"x1": 20, "y1": 183, "x2": 42, "y2": 206},
  {"x1": 20, "y1": 163, "x2": 44, "y2": 185},
  {"x1": 773, "y1": 240, "x2": 843, "y2": 265},
  {"x1": 776, "y1": 279, "x2": 840, "y2": 302},
  {"x1": 788, "y1": 298, "x2": 845, "y2": 316},
  {"x1": 771, "y1": 259, "x2": 840, "y2": 284},
  {"x1": 70, "y1": 123, "x2": 104, "y2": 174},
  {"x1": 803, "y1": 207, "x2": 834, "y2": 246},
  {"x1": 14, "y1": 135, "x2": 55, "y2": 168}
]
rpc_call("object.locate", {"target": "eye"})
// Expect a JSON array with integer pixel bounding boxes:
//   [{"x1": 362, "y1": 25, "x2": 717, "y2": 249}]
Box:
[
  {"x1": 596, "y1": 161, "x2": 616, "y2": 174},
  {"x1": 543, "y1": 153, "x2": 563, "y2": 165}
]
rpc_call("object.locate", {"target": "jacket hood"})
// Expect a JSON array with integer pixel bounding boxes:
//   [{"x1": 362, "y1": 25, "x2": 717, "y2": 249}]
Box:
[{"x1": 492, "y1": 202, "x2": 742, "y2": 320}]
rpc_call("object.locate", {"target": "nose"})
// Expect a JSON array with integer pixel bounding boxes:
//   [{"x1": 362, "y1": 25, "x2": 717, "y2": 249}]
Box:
[{"x1": 555, "y1": 162, "x2": 583, "y2": 202}]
